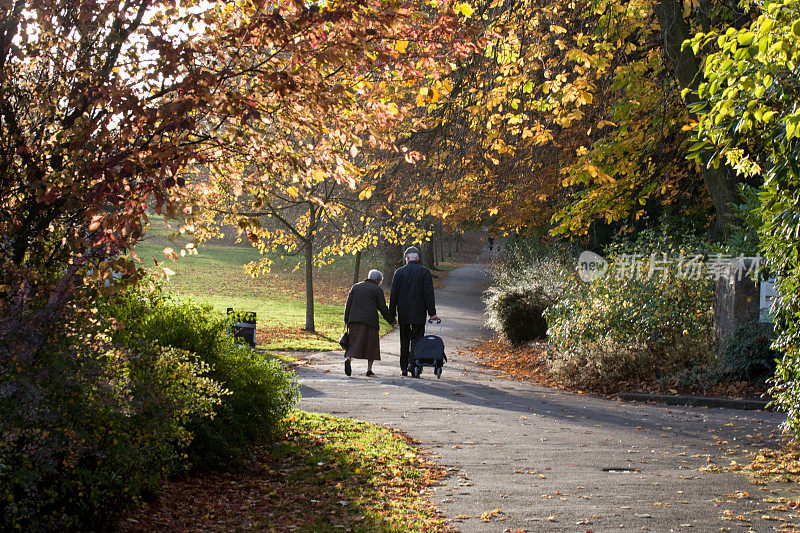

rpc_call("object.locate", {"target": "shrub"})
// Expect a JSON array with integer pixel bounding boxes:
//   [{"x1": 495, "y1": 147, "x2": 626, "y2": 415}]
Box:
[
  {"x1": 484, "y1": 286, "x2": 552, "y2": 345},
  {"x1": 104, "y1": 285, "x2": 299, "y2": 465},
  {"x1": 496, "y1": 239, "x2": 581, "y2": 298},
  {"x1": 545, "y1": 257, "x2": 716, "y2": 388},
  {"x1": 714, "y1": 322, "x2": 778, "y2": 384},
  {"x1": 187, "y1": 345, "x2": 298, "y2": 465},
  {"x1": 0, "y1": 318, "x2": 224, "y2": 531},
  {"x1": 484, "y1": 247, "x2": 579, "y2": 346}
]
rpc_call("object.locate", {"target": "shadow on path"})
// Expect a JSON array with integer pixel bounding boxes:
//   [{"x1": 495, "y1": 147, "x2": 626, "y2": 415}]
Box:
[{"x1": 296, "y1": 261, "x2": 790, "y2": 532}]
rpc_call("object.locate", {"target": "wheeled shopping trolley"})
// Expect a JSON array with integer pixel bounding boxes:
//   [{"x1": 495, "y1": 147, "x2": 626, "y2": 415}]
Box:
[{"x1": 407, "y1": 319, "x2": 447, "y2": 379}]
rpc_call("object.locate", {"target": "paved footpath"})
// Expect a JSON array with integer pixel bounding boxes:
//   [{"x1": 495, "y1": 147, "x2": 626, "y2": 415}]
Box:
[{"x1": 297, "y1": 263, "x2": 796, "y2": 532}]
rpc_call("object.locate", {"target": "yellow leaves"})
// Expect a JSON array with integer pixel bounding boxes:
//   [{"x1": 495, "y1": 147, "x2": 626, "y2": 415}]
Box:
[
  {"x1": 457, "y1": 2, "x2": 474, "y2": 17},
  {"x1": 358, "y1": 187, "x2": 373, "y2": 201},
  {"x1": 395, "y1": 40, "x2": 409, "y2": 53},
  {"x1": 427, "y1": 203, "x2": 445, "y2": 216},
  {"x1": 416, "y1": 87, "x2": 441, "y2": 106},
  {"x1": 787, "y1": 118, "x2": 799, "y2": 141},
  {"x1": 549, "y1": 24, "x2": 567, "y2": 34},
  {"x1": 491, "y1": 137, "x2": 512, "y2": 154},
  {"x1": 311, "y1": 168, "x2": 326, "y2": 183},
  {"x1": 480, "y1": 508, "x2": 505, "y2": 521},
  {"x1": 287, "y1": 186, "x2": 299, "y2": 198}
]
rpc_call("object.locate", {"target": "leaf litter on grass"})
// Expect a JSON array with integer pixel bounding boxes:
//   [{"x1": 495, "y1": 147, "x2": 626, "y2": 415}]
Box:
[{"x1": 119, "y1": 411, "x2": 453, "y2": 532}]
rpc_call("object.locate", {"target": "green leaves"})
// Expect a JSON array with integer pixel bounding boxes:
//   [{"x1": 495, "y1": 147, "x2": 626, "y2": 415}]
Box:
[
  {"x1": 792, "y1": 19, "x2": 800, "y2": 37},
  {"x1": 689, "y1": 0, "x2": 800, "y2": 440}
]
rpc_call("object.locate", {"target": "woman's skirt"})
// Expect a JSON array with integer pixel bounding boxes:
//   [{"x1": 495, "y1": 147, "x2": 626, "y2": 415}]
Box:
[{"x1": 345, "y1": 322, "x2": 381, "y2": 361}]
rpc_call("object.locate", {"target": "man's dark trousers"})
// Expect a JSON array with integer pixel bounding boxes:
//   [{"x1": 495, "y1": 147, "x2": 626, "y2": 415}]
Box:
[{"x1": 399, "y1": 323, "x2": 425, "y2": 372}]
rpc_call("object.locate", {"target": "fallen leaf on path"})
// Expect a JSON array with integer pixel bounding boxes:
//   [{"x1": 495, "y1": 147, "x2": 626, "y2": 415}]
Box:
[{"x1": 480, "y1": 508, "x2": 506, "y2": 522}]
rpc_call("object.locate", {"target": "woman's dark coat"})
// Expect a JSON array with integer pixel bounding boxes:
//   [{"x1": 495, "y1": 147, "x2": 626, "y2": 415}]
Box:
[
  {"x1": 344, "y1": 279, "x2": 393, "y2": 329},
  {"x1": 388, "y1": 260, "x2": 436, "y2": 325}
]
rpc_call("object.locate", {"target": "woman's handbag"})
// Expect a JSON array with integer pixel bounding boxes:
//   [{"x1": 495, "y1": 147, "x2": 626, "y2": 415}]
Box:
[{"x1": 338, "y1": 328, "x2": 350, "y2": 349}]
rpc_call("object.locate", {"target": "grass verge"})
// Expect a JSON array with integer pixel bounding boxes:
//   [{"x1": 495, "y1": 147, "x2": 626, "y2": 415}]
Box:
[
  {"x1": 134, "y1": 216, "x2": 393, "y2": 352},
  {"x1": 119, "y1": 411, "x2": 452, "y2": 532}
]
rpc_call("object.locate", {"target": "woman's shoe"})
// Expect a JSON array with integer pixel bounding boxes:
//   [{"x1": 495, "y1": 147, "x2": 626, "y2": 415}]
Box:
[
  {"x1": 344, "y1": 358, "x2": 352, "y2": 376},
  {"x1": 365, "y1": 370, "x2": 375, "y2": 377}
]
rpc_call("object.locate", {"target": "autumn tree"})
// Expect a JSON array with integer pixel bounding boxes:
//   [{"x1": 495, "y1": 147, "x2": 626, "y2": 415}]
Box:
[
  {"x1": 191, "y1": 0, "x2": 476, "y2": 331},
  {"x1": 388, "y1": 0, "x2": 753, "y2": 243},
  {"x1": 0, "y1": 0, "x2": 220, "y2": 361},
  {"x1": 0, "y1": 1, "x2": 478, "y2": 525}
]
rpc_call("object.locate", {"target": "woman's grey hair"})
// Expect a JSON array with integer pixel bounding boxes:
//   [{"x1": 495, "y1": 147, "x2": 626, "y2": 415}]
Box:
[
  {"x1": 368, "y1": 269, "x2": 383, "y2": 283},
  {"x1": 405, "y1": 252, "x2": 419, "y2": 262}
]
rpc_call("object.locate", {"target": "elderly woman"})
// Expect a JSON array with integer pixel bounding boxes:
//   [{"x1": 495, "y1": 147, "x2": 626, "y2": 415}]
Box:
[{"x1": 343, "y1": 269, "x2": 395, "y2": 377}]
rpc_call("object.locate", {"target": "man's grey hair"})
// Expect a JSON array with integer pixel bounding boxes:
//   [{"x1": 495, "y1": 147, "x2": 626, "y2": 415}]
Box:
[
  {"x1": 405, "y1": 252, "x2": 419, "y2": 262},
  {"x1": 368, "y1": 269, "x2": 383, "y2": 282}
]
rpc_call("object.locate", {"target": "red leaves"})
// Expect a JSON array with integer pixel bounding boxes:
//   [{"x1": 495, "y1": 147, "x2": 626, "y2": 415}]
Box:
[{"x1": 471, "y1": 338, "x2": 552, "y2": 383}]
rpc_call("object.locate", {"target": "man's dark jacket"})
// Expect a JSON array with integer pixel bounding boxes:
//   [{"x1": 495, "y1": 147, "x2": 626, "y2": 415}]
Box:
[
  {"x1": 344, "y1": 279, "x2": 393, "y2": 329},
  {"x1": 389, "y1": 260, "x2": 436, "y2": 325}
]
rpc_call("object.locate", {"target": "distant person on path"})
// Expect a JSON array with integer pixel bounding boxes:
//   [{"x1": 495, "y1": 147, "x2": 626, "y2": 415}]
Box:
[
  {"x1": 389, "y1": 246, "x2": 438, "y2": 376},
  {"x1": 343, "y1": 269, "x2": 395, "y2": 377}
]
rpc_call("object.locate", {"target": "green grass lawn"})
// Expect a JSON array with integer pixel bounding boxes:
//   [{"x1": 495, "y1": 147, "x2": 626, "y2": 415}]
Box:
[{"x1": 133, "y1": 216, "x2": 393, "y2": 351}]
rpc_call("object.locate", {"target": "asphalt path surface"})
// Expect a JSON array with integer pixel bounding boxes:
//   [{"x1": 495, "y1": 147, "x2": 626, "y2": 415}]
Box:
[{"x1": 297, "y1": 262, "x2": 794, "y2": 532}]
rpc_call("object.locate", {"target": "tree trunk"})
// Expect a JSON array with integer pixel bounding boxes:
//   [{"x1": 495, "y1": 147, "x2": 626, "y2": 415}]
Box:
[
  {"x1": 438, "y1": 227, "x2": 445, "y2": 264},
  {"x1": 382, "y1": 240, "x2": 403, "y2": 288},
  {"x1": 423, "y1": 239, "x2": 437, "y2": 270},
  {"x1": 654, "y1": 0, "x2": 740, "y2": 235},
  {"x1": 352, "y1": 249, "x2": 362, "y2": 285},
  {"x1": 303, "y1": 240, "x2": 315, "y2": 332}
]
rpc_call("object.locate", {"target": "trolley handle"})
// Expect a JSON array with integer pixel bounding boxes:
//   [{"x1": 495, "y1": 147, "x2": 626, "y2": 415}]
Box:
[{"x1": 426, "y1": 318, "x2": 442, "y2": 335}]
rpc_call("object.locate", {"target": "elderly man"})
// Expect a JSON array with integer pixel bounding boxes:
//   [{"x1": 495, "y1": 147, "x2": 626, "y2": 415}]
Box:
[{"x1": 388, "y1": 246, "x2": 438, "y2": 376}]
